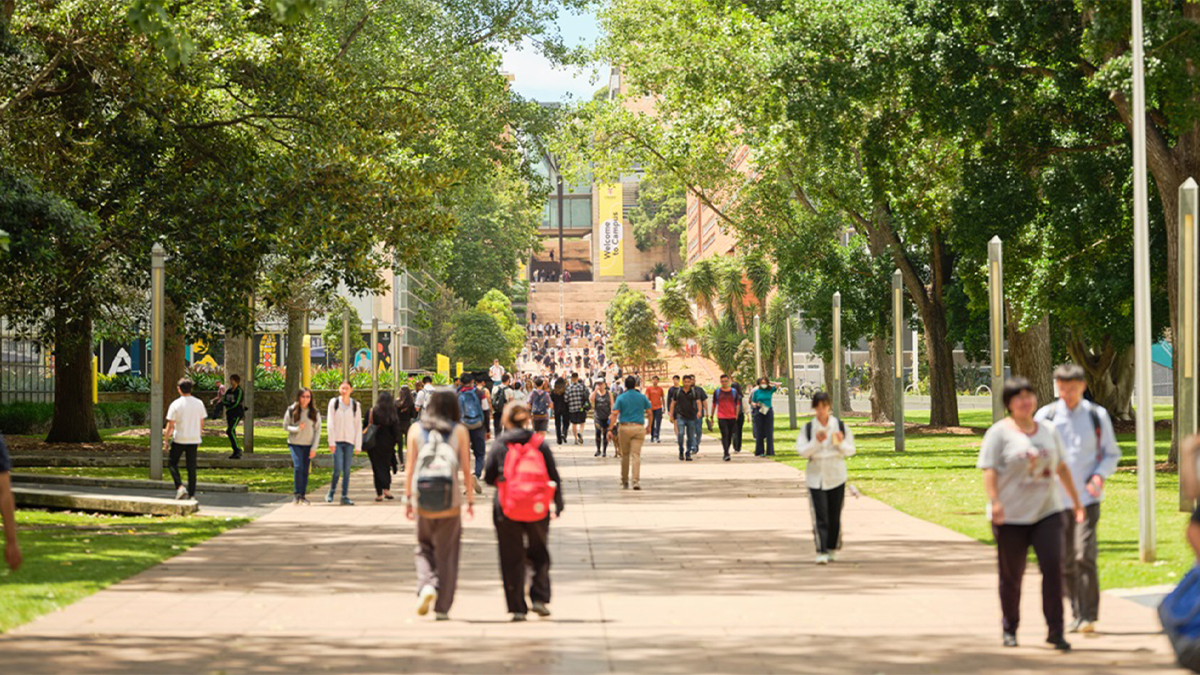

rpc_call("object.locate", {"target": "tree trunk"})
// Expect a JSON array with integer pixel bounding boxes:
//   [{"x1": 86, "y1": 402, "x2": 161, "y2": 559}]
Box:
[
  {"x1": 1007, "y1": 313, "x2": 1054, "y2": 408},
  {"x1": 46, "y1": 310, "x2": 100, "y2": 443},
  {"x1": 868, "y1": 335, "x2": 893, "y2": 423},
  {"x1": 922, "y1": 301, "x2": 960, "y2": 427},
  {"x1": 1069, "y1": 338, "x2": 1135, "y2": 421},
  {"x1": 161, "y1": 297, "x2": 186, "y2": 413},
  {"x1": 224, "y1": 334, "x2": 247, "y2": 385},
  {"x1": 285, "y1": 306, "x2": 304, "y2": 400}
]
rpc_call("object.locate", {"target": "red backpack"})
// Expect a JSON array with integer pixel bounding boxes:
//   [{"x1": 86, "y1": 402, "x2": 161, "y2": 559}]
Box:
[{"x1": 498, "y1": 433, "x2": 555, "y2": 522}]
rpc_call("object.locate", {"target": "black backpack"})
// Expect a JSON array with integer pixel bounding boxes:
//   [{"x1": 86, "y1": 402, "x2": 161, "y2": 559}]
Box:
[
  {"x1": 805, "y1": 418, "x2": 846, "y2": 441},
  {"x1": 493, "y1": 384, "x2": 508, "y2": 411}
]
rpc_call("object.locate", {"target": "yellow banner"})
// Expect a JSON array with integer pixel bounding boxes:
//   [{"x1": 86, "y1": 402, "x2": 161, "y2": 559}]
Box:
[
  {"x1": 598, "y1": 182, "x2": 624, "y2": 277},
  {"x1": 456, "y1": 361, "x2": 464, "y2": 378},
  {"x1": 437, "y1": 353, "x2": 450, "y2": 380}
]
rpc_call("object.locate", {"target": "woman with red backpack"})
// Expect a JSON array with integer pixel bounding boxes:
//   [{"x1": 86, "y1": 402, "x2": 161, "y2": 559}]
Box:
[{"x1": 484, "y1": 400, "x2": 565, "y2": 622}]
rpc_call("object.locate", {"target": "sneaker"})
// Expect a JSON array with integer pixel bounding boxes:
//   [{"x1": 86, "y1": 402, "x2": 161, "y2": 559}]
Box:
[
  {"x1": 175, "y1": 486, "x2": 188, "y2": 500},
  {"x1": 299, "y1": 497, "x2": 310, "y2": 505},
  {"x1": 595, "y1": 449, "x2": 602, "y2": 457},
  {"x1": 621, "y1": 482, "x2": 630, "y2": 490},
  {"x1": 325, "y1": 492, "x2": 334, "y2": 503},
  {"x1": 435, "y1": 612, "x2": 450, "y2": 621},
  {"x1": 531, "y1": 601, "x2": 551, "y2": 617},
  {"x1": 1047, "y1": 635, "x2": 1072, "y2": 651},
  {"x1": 828, "y1": 551, "x2": 839, "y2": 562},
  {"x1": 685, "y1": 455, "x2": 693, "y2": 462},
  {"x1": 633, "y1": 485, "x2": 641, "y2": 491},
  {"x1": 294, "y1": 497, "x2": 301, "y2": 505},
  {"x1": 512, "y1": 613, "x2": 527, "y2": 622},
  {"x1": 679, "y1": 453, "x2": 685, "y2": 461},
  {"x1": 723, "y1": 454, "x2": 731, "y2": 462},
  {"x1": 1078, "y1": 621, "x2": 1095, "y2": 634},
  {"x1": 341, "y1": 497, "x2": 354, "y2": 506},
  {"x1": 228, "y1": 453, "x2": 242, "y2": 460},
  {"x1": 1002, "y1": 632, "x2": 1018, "y2": 648},
  {"x1": 1067, "y1": 617, "x2": 1083, "y2": 634},
  {"x1": 473, "y1": 480, "x2": 483, "y2": 495},
  {"x1": 815, "y1": 553, "x2": 830, "y2": 565},
  {"x1": 417, "y1": 585, "x2": 437, "y2": 616}
]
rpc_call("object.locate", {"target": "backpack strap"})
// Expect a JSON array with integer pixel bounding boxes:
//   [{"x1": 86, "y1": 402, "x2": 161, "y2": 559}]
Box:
[{"x1": 805, "y1": 420, "x2": 813, "y2": 442}]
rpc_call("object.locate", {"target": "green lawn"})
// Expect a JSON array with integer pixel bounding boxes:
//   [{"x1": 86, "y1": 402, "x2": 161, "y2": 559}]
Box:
[
  {"x1": 714, "y1": 404, "x2": 1191, "y2": 589},
  {"x1": 19, "y1": 465, "x2": 335, "y2": 494},
  {"x1": 96, "y1": 422, "x2": 296, "y2": 454},
  {"x1": 0, "y1": 510, "x2": 247, "y2": 633}
]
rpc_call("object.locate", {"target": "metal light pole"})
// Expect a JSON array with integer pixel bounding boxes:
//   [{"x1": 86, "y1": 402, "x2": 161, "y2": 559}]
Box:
[
  {"x1": 1132, "y1": 0, "x2": 1157, "y2": 562},
  {"x1": 786, "y1": 315, "x2": 797, "y2": 429},
  {"x1": 893, "y1": 270, "x2": 905, "y2": 452},
  {"x1": 832, "y1": 292, "x2": 842, "y2": 419},
  {"x1": 1179, "y1": 177, "x2": 1198, "y2": 511},
  {"x1": 243, "y1": 295, "x2": 255, "y2": 454},
  {"x1": 371, "y1": 316, "x2": 379, "y2": 405},
  {"x1": 149, "y1": 244, "x2": 165, "y2": 480},
  {"x1": 753, "y1": 314, "x2": 763, "y2": 380},
  {"x1": 392, "y1": 267, "x2": 402, "y2": 396},
  {"x1": 341, "y1": 306, "x2": 351, "y2": 383},
  {"x1": 557, "y1": 173, "x2": 565, "y2": 330},
  {"x1": 988, "y1": 236, "x2": 1005, "y2": 423}
]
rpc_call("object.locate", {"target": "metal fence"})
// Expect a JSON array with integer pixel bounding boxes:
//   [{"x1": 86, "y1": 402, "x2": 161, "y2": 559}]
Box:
[{"x1": 0, "y1": 321, "x2": 54, "y2": 403}]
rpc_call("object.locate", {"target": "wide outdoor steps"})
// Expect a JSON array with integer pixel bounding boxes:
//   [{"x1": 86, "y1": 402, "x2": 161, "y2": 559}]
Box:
[{"x1": 527, "y1": 280, "x2": 661, "y2": 324}]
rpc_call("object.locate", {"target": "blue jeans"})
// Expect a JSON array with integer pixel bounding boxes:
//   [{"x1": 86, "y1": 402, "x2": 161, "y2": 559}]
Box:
[
  {"x1": 467, "y1": 426, "x2": 487, "y2": 478},
  {"x1": 680, "y1": 417, "x2": 702, "y2": 456},
  {"x1": 329, "y1": 442, "x2": 354, "y2": 499},
  {"x1": 289, "y1": 444, "x2": 312, "y2": 497},
  {"x1": 651, "y1": 408, "x2": 663, "y2": 441}
]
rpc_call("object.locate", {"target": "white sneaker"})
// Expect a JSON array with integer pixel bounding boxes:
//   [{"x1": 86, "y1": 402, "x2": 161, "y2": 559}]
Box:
[
  {"x1": 175, "y1": 486, "x2": 188, "y2": 500},
  {"x1": 435, "y1": 612, "x2": 450, "y2": 621},
  {"x1": 828, "y1": 551, "x2": 839, "y2": 562},
  {"x1": 1078, "y1": 621, "x2": 1096, "y2": 634},
  {"x1": 417, "y1": 585, "x2": 437, "y2": 616},
  {"x1": 815, "y1": 554, "x2": 830, "y2": 565},
  {"x1": 473, "y1": 480, "x2": 483, "y2": 495}
]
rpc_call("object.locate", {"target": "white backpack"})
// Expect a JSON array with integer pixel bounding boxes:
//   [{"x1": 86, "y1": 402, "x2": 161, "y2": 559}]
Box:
[{"x1": 415, "y1": 428, "x2": 460, "y2": 512}]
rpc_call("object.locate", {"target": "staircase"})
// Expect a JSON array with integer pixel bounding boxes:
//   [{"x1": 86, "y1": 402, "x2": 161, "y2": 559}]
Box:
[{"x1": 526, "y1": 281, "x2": 660, "y2": 325}]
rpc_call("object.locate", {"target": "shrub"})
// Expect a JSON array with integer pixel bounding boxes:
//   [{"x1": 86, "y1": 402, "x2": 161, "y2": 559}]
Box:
[
  {"x1": 98, "y1": 373, "x2": 150, "y2": 393},
  {"x1": 0, "y1": 401, "x2": 150, "y2": 435},
  {"x1": 254, "y1": 365, "x2": 286, "y2": 391},
  {"x1": 186, "y1": 365, "x2": 224, "y2": 391}
]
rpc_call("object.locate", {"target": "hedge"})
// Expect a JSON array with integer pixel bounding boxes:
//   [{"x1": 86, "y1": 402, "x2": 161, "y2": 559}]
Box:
[{"x1": 0, "y1": 401, "x2": 150, "y2": 436}]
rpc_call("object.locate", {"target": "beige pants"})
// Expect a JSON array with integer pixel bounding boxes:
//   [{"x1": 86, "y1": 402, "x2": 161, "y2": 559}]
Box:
[{"x1": 617, "y1": 423, "x2": 646, "y2": 487}]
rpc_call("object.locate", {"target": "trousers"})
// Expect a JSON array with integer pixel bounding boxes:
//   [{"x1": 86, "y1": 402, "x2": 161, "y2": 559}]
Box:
[{"x1": 993, "y1": 513, "x2": 1065, "y2": 637}]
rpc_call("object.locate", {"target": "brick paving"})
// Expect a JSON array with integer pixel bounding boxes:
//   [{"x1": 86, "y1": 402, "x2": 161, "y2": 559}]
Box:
[{"x1": 0, "y1": 430, "x2": 1179, "y2": 674}]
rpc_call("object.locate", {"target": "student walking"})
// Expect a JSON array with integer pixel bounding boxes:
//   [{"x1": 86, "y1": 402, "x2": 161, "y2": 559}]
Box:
[
  {"x1": 566, "y1": 373, "x2": 589, "y2": 445},
  {"x1": 283, "y1": 387, "x2": 321, "y2": 504},
  {"x1": 609, "y1": 375, "x2": 652, "y2": 490},
  {"x1": 396, "y1": 385, "x2": 417, "y2": 470},
  {"x1": 709, "y1": 374, "x2": 743, "y2": 461},
  {"x1": 485, "y1": 402, "x2": 565, "y2": 621},
  {"x1": 1034, "y1": 364, "x2": 1120, "y2": 634},
  {"x1": 219, "y1": 373, "x2": 246, "y2": 459},
  {"x1": 646, "y1": 376, "x2": 665, "y2": 443},
  {"x1": 164, "y1": 378, "x2": 208, "y2": 500},
  {"x1": 529, "y1": 377, "x2": 552, "y2": 433},
  {"x1": 492, "y1": 374, "x2": 515, "y2": 436},
  {"x1": 591, "y1": 379, "x2": 614, "y2": 458},
  {"x1": 732, "y1": 379, "x2": 747, "y2": 454},
  {"x1": 669, "y1": 375, "x2": 705, "y2": 461},
  {"x1": 404, "y1": 388, "x2": 475, "y2": 621},
  {"x1": 415, "y1": 376, "x2": 435, "y2": 413},
  {"x1": 551, "y1": 377, "x2": 569, "y2": 445},
  {"x1": 458, "y1": 375, "x2": 488, "y2": 495},
  {"x1": 751, "y1": 378, "x2": 777, "y2": 457},
  {"x1": 797, "y1": 391, "x2": 856, "y2": 565},
  {"x1": 326, "y1": 381, "x2": 363, "y2": 505},
  {"x1": 979, "y1": 377, "x2": 1086, "y2": 651},
  {"x1": 366, "y1": 391, "x2": 403, "y2": 502}
]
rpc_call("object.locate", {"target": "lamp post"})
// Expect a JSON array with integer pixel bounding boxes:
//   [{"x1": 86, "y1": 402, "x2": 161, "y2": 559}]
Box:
[
  {"x1": 893, "y1": 269, "x2": 905, "y2": 452},
  {"x1": 342, "y1": 306, "x2": 351, "y2": 383},
  {"x1": 1179, "y1": 177, "x2": 1198, "y2": 512},
  {"x1": 243, "y1": 295, "x2": 254, "y2": 454},
  {"x1": 1131, "y1": 0, "x2": 1156, "y2": 562},
  {"x1": 753, "y1": 314, "x2": 763, "y2": 380},
  {"x1": 832, "y1": 292, "x2": 842, "y2": 419},
  {"x1": 371, "y1": 316, "x2": 379, "y2": 406},
  {"x1": 988, "y1": 236, "x2": 1005, "y2": 423},
  {"x1": 787, "y1": 315, "x2": 797, "y2": 430},
  {"x1": 149, "y1": 244, "x2": 165, "y2": 480}
]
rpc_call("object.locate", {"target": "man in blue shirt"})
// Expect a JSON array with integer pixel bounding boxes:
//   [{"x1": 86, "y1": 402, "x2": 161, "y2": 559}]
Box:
[
  {"x1": 609, "y1": 375, "x2": 653, "y2": 490},
  {"x1": 1034, "y1": 364, "x2": 1120, "y2": 635}
]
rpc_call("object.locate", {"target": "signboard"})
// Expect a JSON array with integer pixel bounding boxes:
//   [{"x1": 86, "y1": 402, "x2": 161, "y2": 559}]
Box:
[
  {"x1": 598, "y1": 183, "x2": 624, "y2": 277},
  {"x1": 437, "y1": 353, "x2": 450, "y2": 380}
]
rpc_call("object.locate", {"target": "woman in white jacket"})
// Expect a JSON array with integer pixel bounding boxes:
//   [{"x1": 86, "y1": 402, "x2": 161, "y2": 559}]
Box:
[
  {"x1": 283, "y1": 387, "x2": 321, "y2": 504},
  {"x1": 797, "y1": 391, "x2": 856, "y2": 565},
  {"x1": 326, "y1": 381, "x2": 363, "y2": 505}
]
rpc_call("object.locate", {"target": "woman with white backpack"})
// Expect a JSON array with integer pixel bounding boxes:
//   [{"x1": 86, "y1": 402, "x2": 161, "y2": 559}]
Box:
[
  {"x1": 403, "y1": 388, "x2": 475, "y2": 621},
  {"x1": 484, "y1": 401, "x2": 564, "y2": 622}
]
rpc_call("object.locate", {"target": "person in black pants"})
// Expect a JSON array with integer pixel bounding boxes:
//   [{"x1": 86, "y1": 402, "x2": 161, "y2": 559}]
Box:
[
  {"x1": 366, "y1": 392, "x2": 402, "y2": 501},
  {"x1": 395, "y1": 385, "x2": 417, "y2": 470},
  {"x1": 731, "y1": 380, "x2": 746, "y2": 454},
  {"x1": 550, "y1": 377, "x2": 569, "y2": 445},
  {"x1": 484, "y1": 402, "x2": 564, "y2": 621},
  {"x1": 220, "y1": 374, "x2": 246, "y2": 459}
]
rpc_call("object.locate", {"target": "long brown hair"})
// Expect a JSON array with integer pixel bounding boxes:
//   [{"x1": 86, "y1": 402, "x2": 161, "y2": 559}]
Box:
[{"x1": 291, "y1": 387, "x2": 318, "y2": 423}]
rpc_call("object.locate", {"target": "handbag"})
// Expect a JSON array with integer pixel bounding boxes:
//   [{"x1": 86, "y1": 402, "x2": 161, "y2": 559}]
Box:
[
  {"x1": 362, "y1": 424, "x2": 379, "y2": 452},
  {"x1": 1160, "y1": 564, "x2": 1200, "y2": 671}
]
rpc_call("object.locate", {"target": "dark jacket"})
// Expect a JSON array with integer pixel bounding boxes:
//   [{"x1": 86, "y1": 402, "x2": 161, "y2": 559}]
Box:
[{"x1": 484, "y1": 428, "x2": 565, "y2": 516}]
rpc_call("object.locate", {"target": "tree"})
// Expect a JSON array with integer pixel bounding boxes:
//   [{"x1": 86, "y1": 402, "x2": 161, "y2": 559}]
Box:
[
  {"x1": 607, "y1": 290, "x2": 659, "y2": 372},
  {"x1": 625, "y1": 175, "x2": 686, "y2": 271},
  {"x1": 476, "y1": 289, "x2": 525, "y2": 367},
  {"x1": 451, "y1": 309, "x2": 510, "y2": 368},
  {"x1": 321, "y1": 298, "x2": 367, "y2": 366}
]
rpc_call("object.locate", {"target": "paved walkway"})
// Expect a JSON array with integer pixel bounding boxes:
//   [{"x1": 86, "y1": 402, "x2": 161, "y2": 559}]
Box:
[{"x1": 0, "y1": 428, "x2": 1178, "y2": 674}]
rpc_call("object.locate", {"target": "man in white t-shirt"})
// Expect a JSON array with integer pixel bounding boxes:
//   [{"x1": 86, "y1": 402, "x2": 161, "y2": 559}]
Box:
[
  {"x1": 489, "y1": 359, "x2": 506, "y2": 384},
  {"x1": 164, "y1": 378, "x2": 208, "y2": 500}
]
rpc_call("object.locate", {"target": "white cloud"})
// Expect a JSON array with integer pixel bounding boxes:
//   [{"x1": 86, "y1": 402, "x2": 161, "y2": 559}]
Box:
[{"x1": 502, "y1": 39, "x2": 604, "y2": 103}]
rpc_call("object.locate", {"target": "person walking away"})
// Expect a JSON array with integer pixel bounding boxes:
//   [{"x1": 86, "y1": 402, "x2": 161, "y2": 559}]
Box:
[
  {"x1": 492, "y1": 374, "x2": 514, "y2": 436},
  {"x1": 669, "y1": 375, "x2": 706, "y2": 461},
  {"x1": 404, "y1": 388, "x2": 475, "y2": 621},
  {"x1": 0, "y1": 433, "x2": 21, "y2": 570},
  {"x1": 164, "y1": 378, "x2": 208, "y2": 500},
  {"x1": 709, "y1": 374, "x2": 743, "y2": 461},
  {"x1": 566, "y1": 372, "x2": 589, "y2": 445},
  {"x1": 529, "y1": 378, "x2": 552, "y2": 433},
  {"x1": 591, "y1": 379, "x2": 614, "y2": 458},
  {"x1": 797, "y1": 391, "x2": 856, "y2": 565},
  {"x1": 1033, "y1": 364, "x2": 1120, "y2": 634},
  {"x1": 283, "y1": 387, "x2": 322, "y2": 504},
  {"x1": 457, "y1": 375, "x2": 487, "y2": 495},
  {"x1": 485, "y1": 401, "x2": 565, "y2": 621},
  {"x1": 732, "y1": 379, "x2": 747, "y2": 454},
  {"x1": 646, "y1": 376, "x2": 665, "y2": 443},
  {"x1": 396, "y1": 385, "x2": 418, "y2": 470},
  {"x1": 979, "y1": 377, "x2": 1085, "y2": 651},
  {"x1": 551, "y1": 377, "x2": 569, "y2": 445},
  {"x1": 220, "y1": 373, "x2": 246, "y2": 459},
  {"x1": 326, "y1": 381, "x2": 363, "y2": 505},
  {"x1": 366, "y1": 391, "x2": 403, "y2": 501},
  {"x1": 751, "y1": 378, "x2": 778, "y2": 457},
  {"x1": 609, "y1": 375, "x2": 652, "y2": 490},
  {"x1": 415, "y1": 375, "x2": 434, "y2": 414}
]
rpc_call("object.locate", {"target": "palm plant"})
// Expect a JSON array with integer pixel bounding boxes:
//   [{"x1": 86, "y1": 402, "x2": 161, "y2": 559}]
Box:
[
  {"x1": 659, "y1": 278, "x2": 698, "y2": 353},
  {"x1": 717, "y1": 256, "x2": 747, "y2": 331},
  {"x1": 764, "y1": 294, "x2": 792, "y2": 377},
  {"x1": 699, "y1": 313, "x2": 743, "y2": 375},
  {"x1": 680, "y1": 258, "x2": 719, "y2": 322},
  {"x1": 744, "y1": 252, "x2": 773, "y2": 313}
]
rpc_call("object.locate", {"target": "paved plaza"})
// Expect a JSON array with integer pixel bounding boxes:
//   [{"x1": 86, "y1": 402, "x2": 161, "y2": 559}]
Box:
[{"x1": 0, "y1": 431, "x2": 1178, "y2": 674}]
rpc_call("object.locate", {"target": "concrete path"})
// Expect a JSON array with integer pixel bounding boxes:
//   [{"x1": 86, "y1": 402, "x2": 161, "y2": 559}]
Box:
[{"x1": 0, "y1": 429, "x2": 1178, "y2": 674}]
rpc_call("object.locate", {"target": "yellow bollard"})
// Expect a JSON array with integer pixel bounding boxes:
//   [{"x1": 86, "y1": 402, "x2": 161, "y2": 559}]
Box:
[
  {"x1": 302, "y1": 335, "x2": 312, "y2": 389},
  {"x1": 92, "y1": 355, "x2": 99, "y2": 404}
]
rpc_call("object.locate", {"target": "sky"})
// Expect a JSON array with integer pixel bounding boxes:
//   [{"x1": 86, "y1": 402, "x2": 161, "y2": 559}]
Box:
[{"x1": 501, "y1": 7, "x2": 604, "y2": 103}]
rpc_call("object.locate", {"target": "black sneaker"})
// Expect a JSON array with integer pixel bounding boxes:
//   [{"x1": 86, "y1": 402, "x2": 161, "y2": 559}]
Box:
[
  {"x1": 1047, "y1": 635, "x2": 1071, "y2": 651},
  {"x1": 679, "y1": 453, "x2": 685, "y2": 461},
  {"x1": 228, "y1": 453, "x2": 242, "y2": 460},
  {"x1": 595, "y1": 449, "x2": 602, "y2": 457},
  {"x1": 723, "y1": 454, "x2": 731, "y2": 462},
  {"x1": 685, "y1": 454, "x2": 693, "y2": 462},
  {"x1": 1003, "y1": 632, "x2": 1017, "y2": 648}
]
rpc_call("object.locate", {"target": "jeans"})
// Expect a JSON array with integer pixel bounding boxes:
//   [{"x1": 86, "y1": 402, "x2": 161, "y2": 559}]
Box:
[
  {"x1": 680, "y1": 417, "x2": 702, "y2": 456},
  {"x1": 1063, "y1": 504, "x2": 1102, "y2": 623},
  {"x1": 993, "y1": 513, "x2": 1065, "y2": 637},
  {"x1": 467, "y1": 425, "x2": 487, "y2": 478},
  {"x1": 753, "y1": 409, "x2": 775, "y2": 456},
  {"x1": 328, "y1": 442, "x2": 354, "y2": 499},
  {"x1": 595, "y1": 418, "x2": 611, "y2": 455},
  {"x1": 651, "y1": 408, "x2": 663, "y2": 441},
  {"x1": 168, "y1": 442, "x2": 198, "y2": 495},
  {"x1": 288, "y1": 444, "x2": 312, "y2": 497}
]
